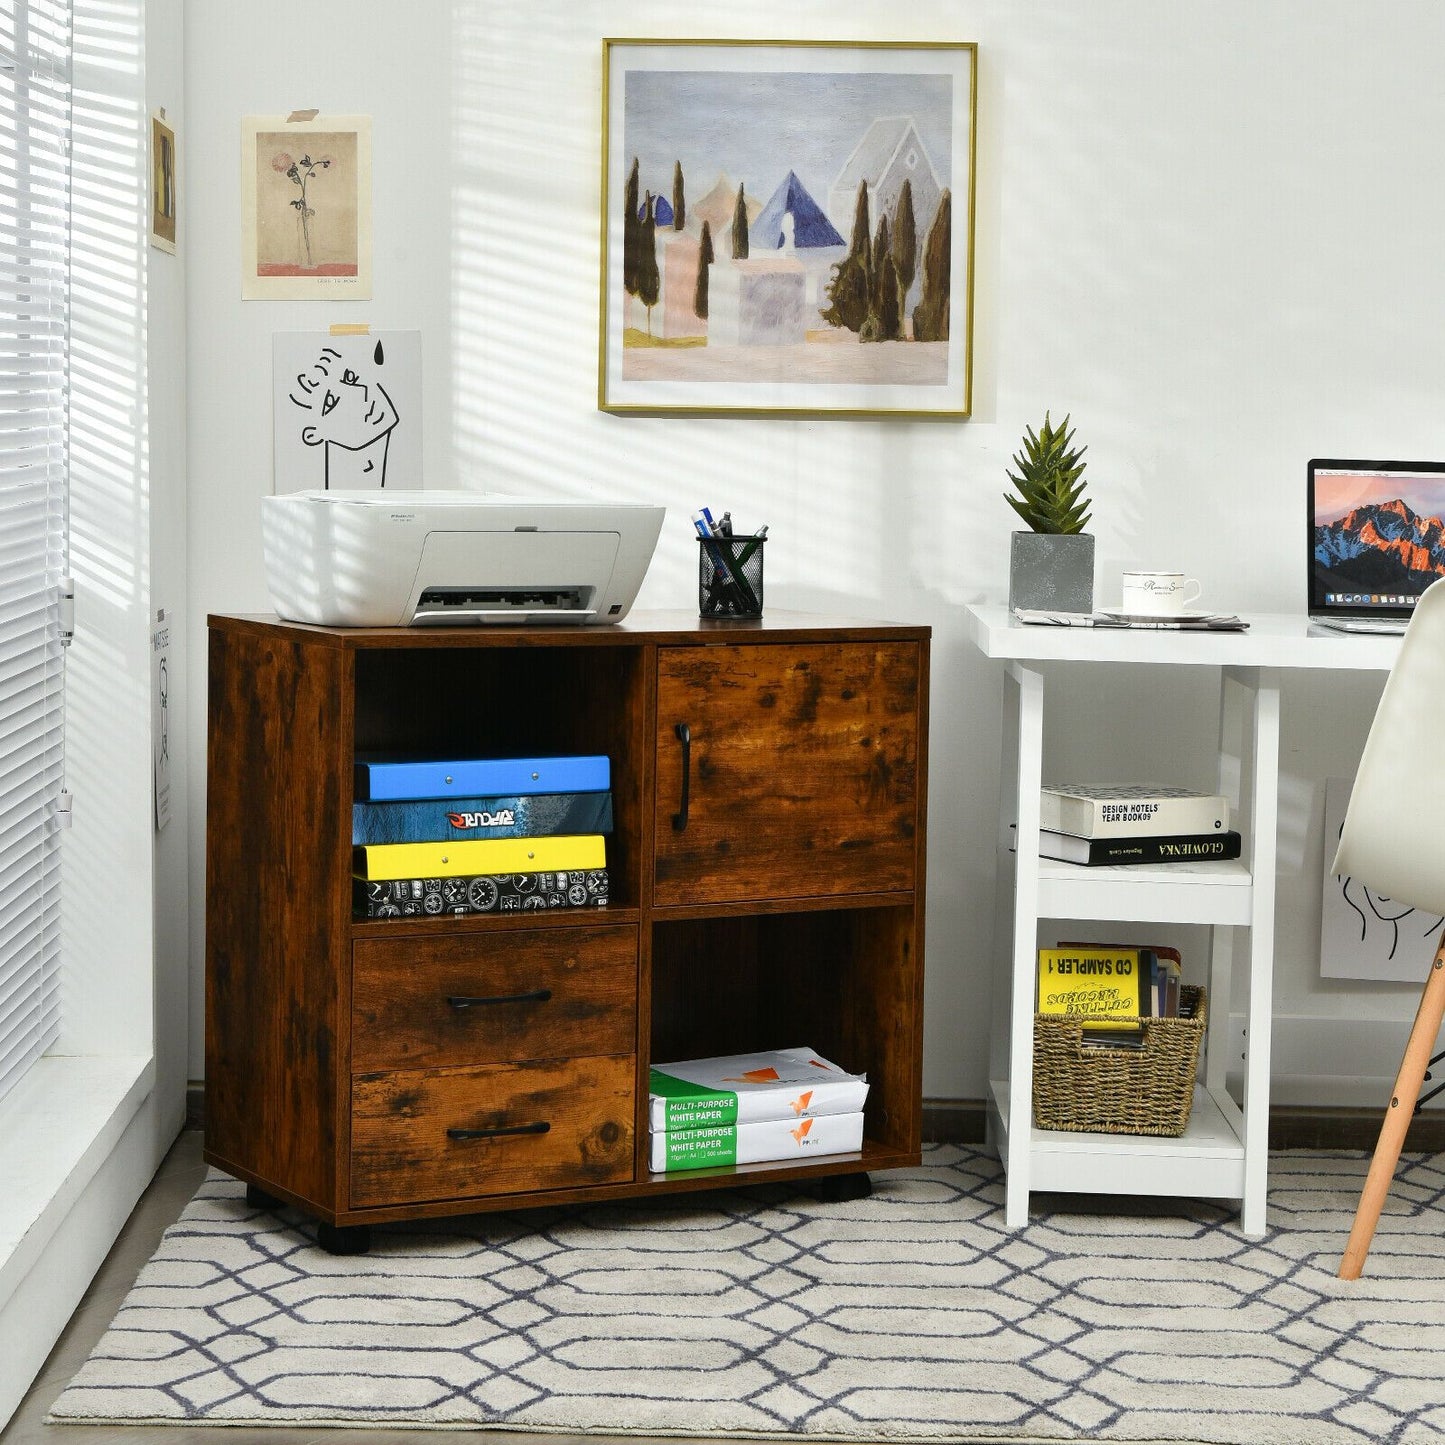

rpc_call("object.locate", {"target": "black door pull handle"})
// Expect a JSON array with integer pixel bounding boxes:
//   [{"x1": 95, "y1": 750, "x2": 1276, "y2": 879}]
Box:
[
  {"x1": 672, "y1": 722, "x2": 691, "y2": 831},
  {"x1": 446, "y1": 988, "x2": 552, "y2": 1009},
  {"x1": 446, "y1": 1121, "x2": 551, "y2": 1141}
]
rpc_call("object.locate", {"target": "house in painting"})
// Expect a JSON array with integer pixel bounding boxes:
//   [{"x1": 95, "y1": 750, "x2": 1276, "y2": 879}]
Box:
[
  {"x1": 689, "y1": 173, "x2": 762, "y2": 255},
  {"x1": 747, "y1": 170, "x2": 847, "y2": 321},
  {"x1": 708, "y1": 255, "x2": 807, "y2": 348},
  {"x1": 828, "y1": 115, "x2": 943, "y2": 305}
]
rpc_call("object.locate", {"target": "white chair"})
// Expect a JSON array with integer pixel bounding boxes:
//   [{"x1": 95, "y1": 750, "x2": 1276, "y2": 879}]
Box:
[{"x1": 1332, "y1": 576, "x2": 1445, "y2": 1278}]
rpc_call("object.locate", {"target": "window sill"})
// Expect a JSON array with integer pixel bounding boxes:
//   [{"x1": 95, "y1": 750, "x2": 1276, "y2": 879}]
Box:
[{"x1": 0, "y1": 1054, "x2": 153, "y2": 1310}]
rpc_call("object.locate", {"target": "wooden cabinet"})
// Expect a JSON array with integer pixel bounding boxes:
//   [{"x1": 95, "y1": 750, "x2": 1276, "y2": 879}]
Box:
[{"x1": 205, "y1": 611, "x2": 929, "y2": 1249}]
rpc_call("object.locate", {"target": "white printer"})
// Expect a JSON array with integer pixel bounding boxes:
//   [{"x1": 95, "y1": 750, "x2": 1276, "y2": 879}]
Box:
[{"x1": 261, "y1": 490, "x2": 666, "y2": 627}]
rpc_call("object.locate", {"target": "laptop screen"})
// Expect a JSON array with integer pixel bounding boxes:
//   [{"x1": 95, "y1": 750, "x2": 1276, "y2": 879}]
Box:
[{"x1": 1309, "y1": 458, "x2": 1445, "y2": 621}]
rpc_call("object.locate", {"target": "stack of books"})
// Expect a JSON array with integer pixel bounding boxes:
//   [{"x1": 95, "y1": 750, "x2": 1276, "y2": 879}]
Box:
[
  {"x1": 352, "y1": 753, "x2": 613, "y2": 918},
  {"x1": 647, "y1": 1047, "x2": 868, "y2": 1173},
  {"x1": 1037, "y1": 943, "x2": 1193, "y2": 1049},
  {"x1": 1037, "y1": 784, "x2": 1241, "y2": 866}
]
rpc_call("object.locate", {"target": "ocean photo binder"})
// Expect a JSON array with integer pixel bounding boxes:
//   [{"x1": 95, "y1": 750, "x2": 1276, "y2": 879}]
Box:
[{"x1": 352, "y1": 791, "x2": 614, "y2": 845}]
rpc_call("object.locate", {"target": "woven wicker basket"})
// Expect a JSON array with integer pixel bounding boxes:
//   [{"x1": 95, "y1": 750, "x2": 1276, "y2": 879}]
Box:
[{"x1": 1032, "y1": 985, "x2": 1207, "y2": 1136}]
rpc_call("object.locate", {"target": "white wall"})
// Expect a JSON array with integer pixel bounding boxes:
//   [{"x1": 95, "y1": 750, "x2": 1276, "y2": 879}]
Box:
[{"x1": 183, "y1": 0, "x2": 1445, "y2": 1104}]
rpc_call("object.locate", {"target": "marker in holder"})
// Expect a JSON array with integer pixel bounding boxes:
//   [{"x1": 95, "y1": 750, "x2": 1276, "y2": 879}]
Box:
[{"x1": 698, "y1": 534, "x2": 765, "y2": 618}]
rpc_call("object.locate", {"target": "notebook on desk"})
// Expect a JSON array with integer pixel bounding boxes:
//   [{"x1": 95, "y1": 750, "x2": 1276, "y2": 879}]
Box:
[{"x1": 1309, "y1": 458, "x2": 1445, "y2": 634}]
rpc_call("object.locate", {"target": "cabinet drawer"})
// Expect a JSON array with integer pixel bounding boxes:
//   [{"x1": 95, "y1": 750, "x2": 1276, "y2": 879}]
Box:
[
  {"x1": 350, "y1": 1054, "x2": 635, "y2": 1207},
  {"x1": 654, "y1": 642, "x2": 921, "y2": 906},
  {"x1": 352, "y1": 926, "x2": 637, "y2": 1072}
]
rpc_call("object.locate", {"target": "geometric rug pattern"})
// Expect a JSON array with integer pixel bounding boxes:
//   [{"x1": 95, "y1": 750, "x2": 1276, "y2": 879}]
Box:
[{"x1": 49, "y1": 1144, "x2": 1445, "y2": 1442}]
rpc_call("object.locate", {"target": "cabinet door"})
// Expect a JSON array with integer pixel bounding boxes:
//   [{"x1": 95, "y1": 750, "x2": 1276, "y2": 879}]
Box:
[{"x1": 654, "y1": 642, "x2": 921, "y2": 906}]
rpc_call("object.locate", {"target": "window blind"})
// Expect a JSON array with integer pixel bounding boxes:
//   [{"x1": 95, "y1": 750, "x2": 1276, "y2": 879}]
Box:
[{"x1": 0, "y1": 0, "x2": 70, "y2": 1105}]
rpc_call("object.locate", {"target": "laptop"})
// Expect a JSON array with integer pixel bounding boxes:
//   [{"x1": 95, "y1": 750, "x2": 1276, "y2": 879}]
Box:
[{"x1": 1309, "y1": 458, "x2": 1445, "y2": 634}]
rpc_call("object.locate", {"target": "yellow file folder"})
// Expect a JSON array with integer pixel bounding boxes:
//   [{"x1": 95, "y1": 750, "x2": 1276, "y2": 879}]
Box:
[{"x1": 354, "y1": 833, "x2": 606, "y2": 880}]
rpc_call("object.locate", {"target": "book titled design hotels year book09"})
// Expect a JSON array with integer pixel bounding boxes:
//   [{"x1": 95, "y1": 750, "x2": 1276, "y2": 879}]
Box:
[
  {"x1": 1039, "y1": 828, "x2": 1242, "y2": 866},
  {"x1": 1039, "y1": 784, "x2": 1228, "y2": 839}
]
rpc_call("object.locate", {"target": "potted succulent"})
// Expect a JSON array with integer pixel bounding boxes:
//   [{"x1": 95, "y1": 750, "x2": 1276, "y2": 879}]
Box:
[{"x1": 1004, "y1": 411, "x2": 1095, "y2": 614}]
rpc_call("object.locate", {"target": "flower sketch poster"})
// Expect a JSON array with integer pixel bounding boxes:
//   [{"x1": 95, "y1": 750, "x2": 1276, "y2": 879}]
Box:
[
  {"x1": 242, "y1": 114, "x2": 372, "y2": 300},
  {"x1": 598, "y1": 40, "x2": 976, "y2": 418},
  {"x1": 1320, "y1": 775, "x2": 1443, "y2": 983},
  {"x1": 272, "y1": 331, "x2": 421, "y2": 493}
]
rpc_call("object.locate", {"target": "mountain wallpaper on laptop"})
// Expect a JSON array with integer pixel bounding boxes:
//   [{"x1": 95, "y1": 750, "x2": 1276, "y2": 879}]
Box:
[{"x1": 1313, "y1": 498, "x2": 1445, "y2": 594}]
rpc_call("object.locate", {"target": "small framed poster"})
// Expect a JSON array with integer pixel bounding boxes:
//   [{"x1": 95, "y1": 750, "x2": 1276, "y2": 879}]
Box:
[
  {"x1": 150, "y1": 109, "x2": 176, "y2": 254},
  {"x1": 241, "y1": 113, "x2": 372, "y2": 300}
]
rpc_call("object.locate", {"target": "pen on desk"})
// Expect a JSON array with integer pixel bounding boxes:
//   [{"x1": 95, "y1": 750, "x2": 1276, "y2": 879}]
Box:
[{"x1": 734, "y1": 523, "x2": 768, "y2": 568}]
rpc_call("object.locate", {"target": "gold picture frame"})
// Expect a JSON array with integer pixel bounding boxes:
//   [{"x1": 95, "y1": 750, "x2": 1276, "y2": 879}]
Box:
[
  {"x1": 150, "y1": 109, "x2": 176, "y2": 254},
  {"x1": 240, "y1": 113, "x2": 372, "y2": 301},
  {"x1": 598, "y1": 38, "x2": 976, "y2": 419}
]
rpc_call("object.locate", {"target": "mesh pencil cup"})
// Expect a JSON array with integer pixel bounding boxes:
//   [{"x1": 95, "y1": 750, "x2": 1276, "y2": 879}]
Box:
[{"x1": 698, "y1": 535, "x2": 765, "y2": 618}]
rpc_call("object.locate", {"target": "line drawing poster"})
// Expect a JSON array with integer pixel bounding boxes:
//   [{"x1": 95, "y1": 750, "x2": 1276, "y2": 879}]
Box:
[
  {"x1": 272, "y1": 331, "x2": 421, "y2": 492},
  {"x1": 1320, "y1": 775, "x2": 1443, "y2": 983}
]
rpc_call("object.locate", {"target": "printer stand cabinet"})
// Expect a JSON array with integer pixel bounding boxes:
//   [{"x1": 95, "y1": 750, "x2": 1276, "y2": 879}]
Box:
[{"x1": 204, "y1": 611, "x2": 930, "y2": 1245}]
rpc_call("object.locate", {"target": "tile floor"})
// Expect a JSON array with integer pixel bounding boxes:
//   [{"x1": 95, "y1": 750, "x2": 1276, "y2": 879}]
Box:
[{"x1": 4, "y1": 1129, "x2": 701, "y2": 1445}]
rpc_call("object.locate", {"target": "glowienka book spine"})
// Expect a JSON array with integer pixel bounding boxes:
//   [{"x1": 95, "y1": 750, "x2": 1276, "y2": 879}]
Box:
[
  {"x1": 648, "y1": 1112, "x2": 866, "y2": 1173},
  {"x1": 354, "y1": 868, "x2": 608, "y2": 917},
  {"x1": 1039, "y1": 828, "x2": 1242, "y2": 865},
  {"x1": 351, "y1": 790, "x2": 614, "y2": 845},
  {"x1": 1039, "y1": 785, "x2": 1228, "y2": 838}
]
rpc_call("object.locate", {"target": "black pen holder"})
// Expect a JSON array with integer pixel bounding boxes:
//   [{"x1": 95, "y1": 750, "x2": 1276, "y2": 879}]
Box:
[{"x1": 698, "y1": 536, "x2": 765, "y2": 618}]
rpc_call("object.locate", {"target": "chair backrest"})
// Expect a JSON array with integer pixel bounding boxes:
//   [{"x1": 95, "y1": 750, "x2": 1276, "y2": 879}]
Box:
[{"x1": 1333, "y1": 575, "x2": 1445, "y2": 914}]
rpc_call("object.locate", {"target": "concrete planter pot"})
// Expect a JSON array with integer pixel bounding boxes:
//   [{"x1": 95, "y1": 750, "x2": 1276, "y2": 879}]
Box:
[{"x1": 1008, "y1": 531, "x2": 1095, "y2": 614}]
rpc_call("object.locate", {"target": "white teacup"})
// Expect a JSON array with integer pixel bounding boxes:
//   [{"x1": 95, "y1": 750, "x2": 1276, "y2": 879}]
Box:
[{"x1": 1121, "y1": 570, "x2": 1202, "y2": 615}]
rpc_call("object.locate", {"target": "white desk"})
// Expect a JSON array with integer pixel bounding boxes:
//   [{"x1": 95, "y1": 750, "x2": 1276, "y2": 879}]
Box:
[{"x1": 965, "y1": 606, "x2": 1399, "y2": 1235}]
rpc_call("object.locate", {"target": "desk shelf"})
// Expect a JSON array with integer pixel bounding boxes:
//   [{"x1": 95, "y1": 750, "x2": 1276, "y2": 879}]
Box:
[
  {"x1": 1036, "y1": 859, "x2": 1253, "y2": 926},
  {"x1": 988, "y1": 1081, "x2": 1247, "y2": 1201}
]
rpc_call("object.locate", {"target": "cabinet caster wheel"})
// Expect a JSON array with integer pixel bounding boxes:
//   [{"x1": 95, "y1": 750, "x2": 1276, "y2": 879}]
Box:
[
  {"x1": 245, "y1": 1183, "x2": 283, "y2": 1211},
  {"x1": 316, "y1": 1222, "x2": 371, "y2": 1256},
  {"x1": 811, "y1": 1171, "x2": 872, "y2": 1203}
]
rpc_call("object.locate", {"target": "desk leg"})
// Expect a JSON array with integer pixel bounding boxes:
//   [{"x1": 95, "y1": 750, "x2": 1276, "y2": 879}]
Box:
[
  {"x1": 1000, "y1": 662, "x2": 1045, "y2": 1229},
  {"x1": 1220, "y1": 666, "x2": 1280, "y2": 1238}
]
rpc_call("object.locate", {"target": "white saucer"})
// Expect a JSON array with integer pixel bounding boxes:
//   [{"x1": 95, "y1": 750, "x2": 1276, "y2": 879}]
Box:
[{"x1": 1101, "y1": 607, "x2": 1213, "y2": 623}]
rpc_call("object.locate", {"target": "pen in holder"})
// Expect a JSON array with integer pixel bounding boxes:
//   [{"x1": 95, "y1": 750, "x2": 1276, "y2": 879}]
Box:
[{"x1": 698, "y1": 534, "x2": 765, "y2": 618}]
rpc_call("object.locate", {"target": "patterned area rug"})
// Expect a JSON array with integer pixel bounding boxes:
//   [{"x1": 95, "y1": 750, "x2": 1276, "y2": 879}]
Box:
[{"x1": 49, "y1": 1145, "x2": 1445, "y2": 1442}]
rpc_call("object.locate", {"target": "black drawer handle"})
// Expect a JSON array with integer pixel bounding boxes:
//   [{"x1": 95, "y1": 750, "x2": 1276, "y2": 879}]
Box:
[
  {"x1": 446, "y1": 988, "x2": 552, "y2": 1010},
  {"x1": 446, "y1": 1121, "x2": 551, "y2": 1141},
  {"x1": 672, "y1": 722, "x2": 691, "y2": 832}
]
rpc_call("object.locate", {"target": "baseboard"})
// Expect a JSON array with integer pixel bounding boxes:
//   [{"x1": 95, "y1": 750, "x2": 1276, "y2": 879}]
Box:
[
  {"x1": 187, "y1": 1084, "x2": 1444, "y2": 1154},
  {"x1": 919, "y1": 1099, "x2": 1445, "y2": 1152}
]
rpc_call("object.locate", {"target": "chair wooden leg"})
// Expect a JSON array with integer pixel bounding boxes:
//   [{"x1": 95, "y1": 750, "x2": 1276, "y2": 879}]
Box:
[{"x1": 1339, "y1": 940, "x2": 1445, "y2": 1279}]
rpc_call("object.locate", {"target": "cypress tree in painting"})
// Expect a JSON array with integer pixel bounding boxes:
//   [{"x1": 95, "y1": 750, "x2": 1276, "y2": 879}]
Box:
[
  {"x1": 731, "y1": 182, "x2": 749, "y2": 259},
  {"x1": 859, "y1": 214, "x2": 893, "y2": 342},
  {"x1": 638, "y1": 193, "x2": 660, "y2": 335},
  {"x1": 873, "y1": 252, "x2": 901, "y2": 341},
  {"x1": 694, "y1": 219, "x2": 714, "y2": 320},
  {"x1": 892, "y1": 179, "x2": 917, "y2": 333},
  {"x1": 848, "y1": 179, "x2": 871, "y2": 267},
  {"x1": 623, "y1": 157, "x2": 641, "y2": 299},
  {"x1": 912, "y1": 188, "x2": 952, "y2": 343},
  {"x1": 672, "y1": 161, "x2": 686, "y2": 232},
  {"x1": 822, "y1": 179, "x2": 873, "y2": 333}
]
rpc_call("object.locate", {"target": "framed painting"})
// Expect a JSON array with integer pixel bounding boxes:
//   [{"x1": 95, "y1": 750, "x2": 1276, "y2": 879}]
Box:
[
  {"x1": 150, "y1": 109, "x2": 176, "y2": 254},
  {"x1": 598, "y1": 38, "x2": 976, "y2": 419},
  {"x1": 241, "y1": 113, "x2": 372, "y2": 300}
]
